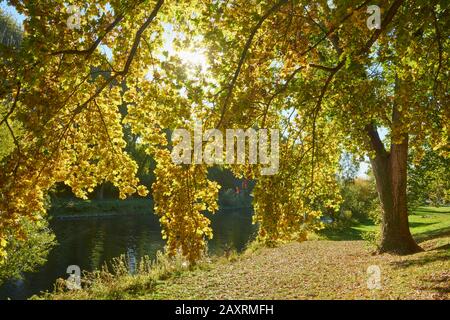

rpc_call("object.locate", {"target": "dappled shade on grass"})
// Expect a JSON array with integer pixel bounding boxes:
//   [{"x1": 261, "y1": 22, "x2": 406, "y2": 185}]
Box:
[{"x1": 319, "y1": 207, "x2": 450, "y2": 242}]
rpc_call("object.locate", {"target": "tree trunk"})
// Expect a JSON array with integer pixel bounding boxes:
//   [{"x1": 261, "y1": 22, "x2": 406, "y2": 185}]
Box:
[{"x1": 367, "y1": 119, "x2": 422, "y2": 254}]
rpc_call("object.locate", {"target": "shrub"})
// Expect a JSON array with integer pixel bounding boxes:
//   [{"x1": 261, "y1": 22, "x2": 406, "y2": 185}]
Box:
[
  {"x1": 339, "y1": 177, "x2": 379, "y2": 222},
  {"x1": 342, "y1": 210, "x2": 353, "y2": 220},
  {"x1": 361, "y1": 230, "x2": 381, "y2": 252},
  {"x1": 34, "y1": 250, "x2": 210, "y2": 300},
  {"x1": 0, "y1": 217, "x2": 56, "y2": 285}
]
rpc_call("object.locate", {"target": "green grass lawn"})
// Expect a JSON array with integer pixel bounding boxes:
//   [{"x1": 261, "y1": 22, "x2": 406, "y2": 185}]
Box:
[
  {"x1": 320, "y1": 206, "x2": 450, "y2": 241},
  {"x1": 144, "y1": 207, "x2": 450, "y2": 300},
  {"x1": 40, "y1": 206, "x2": 450, "y2": 300}
]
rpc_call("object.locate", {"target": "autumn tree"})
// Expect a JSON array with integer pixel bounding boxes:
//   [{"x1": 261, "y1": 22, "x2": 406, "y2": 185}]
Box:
[
  {"x1": 408, "y1": 147, "x2": 450, "y2": 208},
  {"x1": 0, "y1": 8, "x2": 22, "y2": 47},
  {"x1": 0, "y1": 0, "x2": 448, "y2": 264},
  {"x1": 197, "y1": 0, "x2": 448, "y2": 253},
  {"x1": 0, "y1": 0, "x2": 162, "y2": 261},
  {"x1": 0, "y1": 8, "x2": 56, "y2": 281}
]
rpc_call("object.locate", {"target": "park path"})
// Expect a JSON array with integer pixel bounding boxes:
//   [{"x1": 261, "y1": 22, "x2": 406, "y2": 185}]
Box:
[{"x1": 149, "y1": 238, "x2": 449, "y2": 300}]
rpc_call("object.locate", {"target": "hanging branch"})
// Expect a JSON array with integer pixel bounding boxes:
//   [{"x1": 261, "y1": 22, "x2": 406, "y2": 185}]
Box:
[
  {"x1": 32, "y1": 0, "x2": 165, "y2": 184},
  {"x1": 216, "y1": 0, "x2": 289, "y2": 128},
  {"x1": 0, "y1": 82, "x2": 21, "y2": 127},
  {"x1": 309, "y1": 0, "x2": 405, "y2": 190}
]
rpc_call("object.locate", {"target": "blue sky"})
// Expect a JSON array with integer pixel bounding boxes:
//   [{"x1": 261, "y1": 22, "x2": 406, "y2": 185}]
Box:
[{"x1": 0, "y1": 1, "x2": 24, "y2": 25}]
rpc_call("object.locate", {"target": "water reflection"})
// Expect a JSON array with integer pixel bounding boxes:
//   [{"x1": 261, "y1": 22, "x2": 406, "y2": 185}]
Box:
[{"x1": 0, "y1": 208, "x2": 255, "y2": 300}]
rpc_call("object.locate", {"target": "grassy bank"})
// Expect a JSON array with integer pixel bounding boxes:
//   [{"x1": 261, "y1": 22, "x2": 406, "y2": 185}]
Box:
[
  {"x1": 148, "y1": 237, "x2": 449, "y2": 300},
  {"x1": 49, "y1": 198, "x2": 153, "y2": 217},
  {"x1": 39, "y1": 207, "x2": 450, "y2": 300},
  {"x1": 319, "y1": 206, "x2": 450, "y2": 242},
  {"x1": 49, "y1": 198, "x2": 253, "y2": 217}
]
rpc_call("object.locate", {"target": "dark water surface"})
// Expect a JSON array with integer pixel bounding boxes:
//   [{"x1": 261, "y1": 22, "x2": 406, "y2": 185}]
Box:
[{"x1": 0, "y1": 209, "x2": 256, "y2": 300}]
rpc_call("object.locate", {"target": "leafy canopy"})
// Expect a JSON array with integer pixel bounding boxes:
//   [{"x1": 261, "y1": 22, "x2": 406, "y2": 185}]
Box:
[{"x1": 0, "y1": 0, "x2": 448, "y2": 262}]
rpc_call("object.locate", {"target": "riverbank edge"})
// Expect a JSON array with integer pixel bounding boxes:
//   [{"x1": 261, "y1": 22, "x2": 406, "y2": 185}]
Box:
[
  {"x1": 35, "y1": 233, "x2": 450, "y2": 300},
  {"x1": 49, "y1": 198, "x2": 253, "y2": 219}
]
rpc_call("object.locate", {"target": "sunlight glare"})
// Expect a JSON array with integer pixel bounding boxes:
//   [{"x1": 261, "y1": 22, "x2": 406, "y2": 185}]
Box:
[{"x1": 177, "y1": 49, "x2": 209, "y2": 73}]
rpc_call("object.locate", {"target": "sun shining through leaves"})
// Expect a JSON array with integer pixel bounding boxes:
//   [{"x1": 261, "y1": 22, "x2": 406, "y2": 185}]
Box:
[{"x1": 177, "y1": 48, "x2": 209, "y2": 73}]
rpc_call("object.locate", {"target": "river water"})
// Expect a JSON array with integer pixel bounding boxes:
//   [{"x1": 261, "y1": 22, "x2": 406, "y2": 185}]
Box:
[{"x1": 0, "y1": 208, "x2": 256, "y2": 300}]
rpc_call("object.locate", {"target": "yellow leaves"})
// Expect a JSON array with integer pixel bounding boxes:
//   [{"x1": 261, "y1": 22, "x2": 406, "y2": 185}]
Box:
[
  {"x1": 151, "y1": 148, "x2": 219, "y2": 262},
  {"x1": 123, "y1": 186, "x2": 136, "y2": 195},
  {"x1": 251, "y1": 128, "x2": 341, "y2": 246},
  {"x1": 119, "y1": 193, "x2": 127, "y2": 200},
  {"x1": 0, "y1": 248, "x2": 7, "y2": 263},
  {"x1": 122, "y1": 87, "x2": 138, "y2": 104}
]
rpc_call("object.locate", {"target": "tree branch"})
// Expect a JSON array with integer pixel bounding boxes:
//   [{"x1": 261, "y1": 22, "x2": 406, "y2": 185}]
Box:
[
  {"x1": 0, "y1": 82, "x2": 21, "y2": 127},
  {"x1": 262, "y1": 65, "x2": 304, "y2": 127},
  {"x1": 48, "y1": 0, "x2": 164, "y2": 162},
  {"x1": 360, "y1": 0, "x2": 404, "y2": 54},
  {"x1": 217, "y1": 0, "x2": 289, "y2": 128},
  {"x1": 5, "y1": 118, "x2": 21, "y2": 178},
  {"x1": 366, "y1": 123, "x2": 388, "y2": 157},
  {"x1": 69, "y1": 0, "x2": 164, "y2": 118},
  {"x1": 51, "y1": 14, "x2": 124, "y2": 57},
  {"x1": 309, "y1": 0, "x2": 405, "y2": 187}
]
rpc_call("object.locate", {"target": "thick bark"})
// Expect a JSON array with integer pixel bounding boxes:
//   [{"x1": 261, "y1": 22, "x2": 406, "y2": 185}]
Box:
[{"x1": 366, "y1": 121, "x2": 422, "y2": 254}]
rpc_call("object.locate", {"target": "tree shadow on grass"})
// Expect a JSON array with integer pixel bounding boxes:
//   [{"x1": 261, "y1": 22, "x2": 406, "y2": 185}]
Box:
[
  {"x1": 320, "y1": 223, "x2": 450, "y2": 242},
  {"x1": 408, "y1": 221, "x2": 439, "y2": 229},
  {"x1": 318, "y1": 217, "x2": 377, "y2": 241},
  {"x1": 385, "y1": 226, "x2": 450, "y2": 272},
  {"x1": 429, "y1": 243, "x2": 450, "y2": 251},
  {"x1": 318, "y1": 226, "x2": 366, "y2": 240},
  {"x1": 413, "y1": 207, "x2": 450, "y2": 214},
  {"x1": 420, "y1": 272, "x2": 450, "y2": 298},
  {"x1": 390, "y1": 250, "x2": 449, "y2": 269},
  {"x1": 415, "y1": 227, "x2": 450, "y2": 243},
  {"x1": 389, "y1": 247, "x2": 449, "y2": 298}
]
